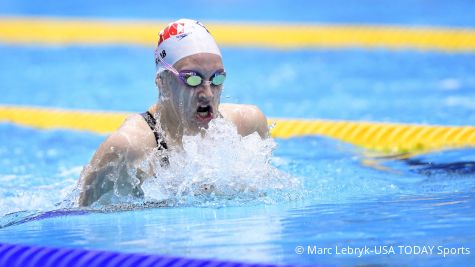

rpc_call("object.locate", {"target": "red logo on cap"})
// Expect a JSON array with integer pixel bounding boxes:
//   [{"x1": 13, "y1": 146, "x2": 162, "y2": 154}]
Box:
[{"x1": 158, "y1": 22, "x2": 185, "y2": 46}]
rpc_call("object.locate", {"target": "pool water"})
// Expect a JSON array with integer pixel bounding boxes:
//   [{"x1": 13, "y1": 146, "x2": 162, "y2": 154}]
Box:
[
  {"x1": 1, "y1": 0, "x2": 475, "y2": 266},
  {"x1": 1, "y1": 124, "x2": 474, "y2": 266}
]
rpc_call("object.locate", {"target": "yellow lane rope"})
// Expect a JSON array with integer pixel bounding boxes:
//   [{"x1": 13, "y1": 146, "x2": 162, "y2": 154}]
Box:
[
  {"x1": 1, "y1": 105, "x2": 474, "y2": 153},
  {"x1": 1, "y1": 16, "x2": 475, "y2": 52},
  {"x1": 0, "y1": 106, "x2": 128, "y2": 134}
]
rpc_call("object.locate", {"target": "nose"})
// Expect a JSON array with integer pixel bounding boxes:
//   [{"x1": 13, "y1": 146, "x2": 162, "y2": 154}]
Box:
[{"x1": 197, "y1": 81, "x2": 214, "y2": 101}]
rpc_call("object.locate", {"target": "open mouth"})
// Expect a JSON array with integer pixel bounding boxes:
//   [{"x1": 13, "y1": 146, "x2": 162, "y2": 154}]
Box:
[{"x1": 196, "y1": 104, "x2": 213, "y2": 121}]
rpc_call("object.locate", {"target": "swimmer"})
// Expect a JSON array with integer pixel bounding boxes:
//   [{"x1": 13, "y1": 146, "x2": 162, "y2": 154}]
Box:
[{"x1": 78, "y1": 19, "x2": 269, "y2": 206}]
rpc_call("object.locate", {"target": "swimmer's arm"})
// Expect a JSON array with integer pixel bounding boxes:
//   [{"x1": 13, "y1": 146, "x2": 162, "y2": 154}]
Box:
[{"x1": 78, "y1": 133, "x2": 146, "y2": 207}]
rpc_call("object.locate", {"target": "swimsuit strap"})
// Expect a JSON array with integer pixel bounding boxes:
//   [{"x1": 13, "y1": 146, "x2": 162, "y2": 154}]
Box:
[{"x1": 140, "y1": 111, "x2": 168, "y2": 151}]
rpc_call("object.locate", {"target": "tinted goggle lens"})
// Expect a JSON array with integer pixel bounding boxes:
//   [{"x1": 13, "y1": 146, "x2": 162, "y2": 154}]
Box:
[
  {"x1": 182, "y1": 72, "x2": 226, "y2": 87},
  {"x1": 211, "y1": 73, "x2": 226, "y2": 85},
  {"x1": 185, "y1": 75, "x2": 202, "y2": 86}
]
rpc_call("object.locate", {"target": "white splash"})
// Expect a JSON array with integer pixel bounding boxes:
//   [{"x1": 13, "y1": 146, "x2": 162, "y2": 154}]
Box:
[
  {"x1": 141, "y1": 118, "x2": 302, "y2": 207},
  {"x1": 0, "y1": 178, "x2": 77, "y2": 217}
]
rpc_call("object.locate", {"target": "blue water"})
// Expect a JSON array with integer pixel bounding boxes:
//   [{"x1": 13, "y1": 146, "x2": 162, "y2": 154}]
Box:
[
  {"x1": 1, "y1": 0, "x2": 475, "y2": 266},
  {"x1": 1, "y1": 46, "x2": 475, "y2": 125},
  {"x1": 1, "y1": 0, "x2": 475, "y2": 27}
]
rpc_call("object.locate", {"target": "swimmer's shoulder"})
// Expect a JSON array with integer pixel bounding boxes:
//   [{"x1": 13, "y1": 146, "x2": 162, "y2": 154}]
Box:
[
  {"x1": 92, "y1": 111, "x2": 158, "y2": 162},
  {"x1": 219, "y1": 103, "x2": 269, "y2": 138},
  {"x1": 115, "y1": 112, "x2": 158, "y2": 150}
]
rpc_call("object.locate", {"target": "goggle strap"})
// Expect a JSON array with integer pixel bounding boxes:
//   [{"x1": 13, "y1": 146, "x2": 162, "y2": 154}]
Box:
[{"x1": 157, "y1": 56, "x2": 179, "y2": 75}]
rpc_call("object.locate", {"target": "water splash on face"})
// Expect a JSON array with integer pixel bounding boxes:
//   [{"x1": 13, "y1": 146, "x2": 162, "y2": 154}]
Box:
[
  {"x1": 161, "y1": 71, "x2": 194, "y2": 132},
  {"x1": 141, "y1": 118, "x2": 302, "y2": 207}
]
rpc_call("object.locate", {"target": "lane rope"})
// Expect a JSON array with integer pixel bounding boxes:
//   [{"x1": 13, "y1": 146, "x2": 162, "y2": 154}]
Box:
[
  {"x1": 1, "y1": 105, "x2": 474, "y2": 153},
  {"x1": 0, "y1": 16, "x2": 475, "y2": 52},
  {"x1": 0, "y1": 242, "x2": 300, "y2": 267}
]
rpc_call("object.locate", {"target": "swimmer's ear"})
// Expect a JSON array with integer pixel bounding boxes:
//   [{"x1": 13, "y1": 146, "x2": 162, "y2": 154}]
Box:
[
  {"x1": 156, "y1": 72, "x2": 172, "y2": 100},
  {"x1": 155, "y1": 71, "x2": 171, "y2": 90},
  {"x1": 155, "y1": 72, "x2": 162, "y2": 90}
]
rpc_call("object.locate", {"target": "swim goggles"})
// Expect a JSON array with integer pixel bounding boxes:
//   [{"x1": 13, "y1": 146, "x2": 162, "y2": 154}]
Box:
[{"x1": 157, "y1": 55, "x2": 226, "y2": 87}]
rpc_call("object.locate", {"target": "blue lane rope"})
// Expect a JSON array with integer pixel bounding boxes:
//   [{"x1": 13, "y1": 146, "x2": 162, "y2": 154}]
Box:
[{"x1": 0, "y1": 243, "x2": 313, "y2": 267}]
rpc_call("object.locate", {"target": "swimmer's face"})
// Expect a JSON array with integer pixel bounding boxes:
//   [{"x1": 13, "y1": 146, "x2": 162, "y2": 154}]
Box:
[{"x1": 158, "y1": 53, "x2": 224, "y2": 134}]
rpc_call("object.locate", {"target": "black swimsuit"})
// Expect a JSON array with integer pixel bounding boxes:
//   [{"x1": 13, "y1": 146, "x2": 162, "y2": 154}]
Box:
[
  {"x1": 141, "y1": 111, "x2": 168, "y2": 150},
  {"x1": 141, "y1": 111, "x2": 170, "y2": 166}
]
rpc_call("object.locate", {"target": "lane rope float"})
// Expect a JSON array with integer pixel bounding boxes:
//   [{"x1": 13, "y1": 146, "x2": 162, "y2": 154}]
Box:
[
  {"x1": 1, "y1": 105, "x2": 474, "y2": 153},
  {"x1": 0, "y1": 16, "x2": 475, "y2": 52}
]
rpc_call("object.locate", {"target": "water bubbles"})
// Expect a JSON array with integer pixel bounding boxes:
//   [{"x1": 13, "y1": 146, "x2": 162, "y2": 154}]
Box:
[{"x1": 141, "y1": 118, "x2": 302, "y2": 207}]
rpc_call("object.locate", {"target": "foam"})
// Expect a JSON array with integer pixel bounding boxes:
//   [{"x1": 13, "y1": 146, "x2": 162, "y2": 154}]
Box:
[{"x1": 140, "y1": 118, "x2": 302, "y2": 207}]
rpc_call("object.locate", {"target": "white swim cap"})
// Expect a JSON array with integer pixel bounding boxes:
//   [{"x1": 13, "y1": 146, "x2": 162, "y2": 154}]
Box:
[{"x1": 154, "y1": 19, "x2": 221, "y2": 71}]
